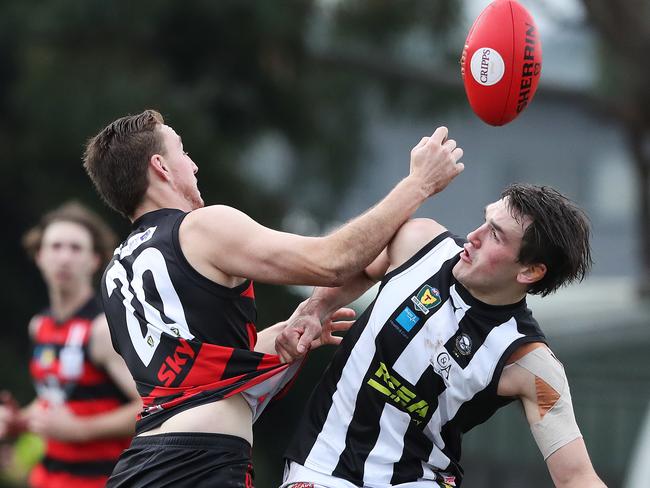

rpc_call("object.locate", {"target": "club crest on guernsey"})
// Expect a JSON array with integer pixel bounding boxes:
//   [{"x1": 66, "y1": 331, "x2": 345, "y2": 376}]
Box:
[{"x1": 411, "y1": 285, "x2": 441, "y2": 315}]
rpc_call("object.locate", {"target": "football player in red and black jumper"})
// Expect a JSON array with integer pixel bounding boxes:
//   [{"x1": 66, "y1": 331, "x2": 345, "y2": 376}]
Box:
[{"x1": 82, "y1": 109, "x2": 465, "y2": 487}]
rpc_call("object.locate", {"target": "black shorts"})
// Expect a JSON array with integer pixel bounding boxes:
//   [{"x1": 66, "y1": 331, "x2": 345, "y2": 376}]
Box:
[{"x1": 106, "y1": 433, "x2": 254, "y2": 488}]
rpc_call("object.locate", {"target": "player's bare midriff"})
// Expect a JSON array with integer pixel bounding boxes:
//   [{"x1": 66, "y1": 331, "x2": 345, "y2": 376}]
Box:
[{"x1": 137, "y1": 393, "x2": 254, "y2": 444}]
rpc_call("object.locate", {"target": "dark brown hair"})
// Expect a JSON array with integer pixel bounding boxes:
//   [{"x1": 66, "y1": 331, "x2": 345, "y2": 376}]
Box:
[
  {"x1": 22, "y1": 201, "x2": 117, "y2": 270},
  {"x1": 83, "y1": 109, "x2": 165, "y2": 218},
  {"x1": 502, "y1": 183, "x2": 592, "y2": 296}
]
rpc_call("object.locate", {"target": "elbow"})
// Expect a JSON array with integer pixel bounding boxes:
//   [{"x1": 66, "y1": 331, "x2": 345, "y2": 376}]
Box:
[
  {"x1": 316, "y1": 265, "x2": 347, "y2": 287},
  {"x1": 308, "y1": 246, "x2": 348, "y2": 287}
]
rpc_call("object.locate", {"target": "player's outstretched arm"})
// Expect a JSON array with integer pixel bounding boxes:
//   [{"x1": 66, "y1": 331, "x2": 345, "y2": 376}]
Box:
[
  {"x1": 546, "y1": 439, "x2": 607, "y2": 488},
  {"x1": 275, "y1": 218, "x2": 447, "y2": 361},
  {"x1": 180, "y1": 127, "x2": 463, "y2": 287},
  {"x1": 498, "y1": 344, "x2": 606, "y2": 488}
]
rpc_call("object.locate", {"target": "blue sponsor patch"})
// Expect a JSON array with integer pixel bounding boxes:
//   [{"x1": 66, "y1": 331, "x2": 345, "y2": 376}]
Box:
[{"x1": 395, "y1": 307, "x2": 420, "y2": 332}]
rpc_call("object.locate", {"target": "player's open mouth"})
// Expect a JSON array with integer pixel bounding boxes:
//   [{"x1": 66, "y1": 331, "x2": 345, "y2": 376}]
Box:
[{"x1": 461, "y1": 246, "x2": 472, "y2": 264}]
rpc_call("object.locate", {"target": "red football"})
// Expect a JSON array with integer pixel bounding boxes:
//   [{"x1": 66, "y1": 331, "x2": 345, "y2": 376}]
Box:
[{"x1": 461, "y1": 0, "x2": 542, "y2": 126}]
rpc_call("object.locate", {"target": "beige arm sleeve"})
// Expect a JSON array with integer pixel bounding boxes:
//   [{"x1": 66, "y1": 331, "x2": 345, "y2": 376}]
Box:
[{"x1": 514, "y1": 347, "x2": 582, "y2": 460}]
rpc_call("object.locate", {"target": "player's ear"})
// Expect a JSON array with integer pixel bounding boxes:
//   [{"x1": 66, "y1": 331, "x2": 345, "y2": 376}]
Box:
[
  {"x1": 149, "y1": 154, "x2": 171, "y2": 181},
  {"x1": 517, "y1": 263, "x2": 546, "y2": 285}
]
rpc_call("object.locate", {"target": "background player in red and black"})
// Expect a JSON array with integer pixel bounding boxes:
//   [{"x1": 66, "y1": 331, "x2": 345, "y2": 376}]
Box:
[
  {"x1": 0, "y1": 202, "x2": 141, "y2": 488},
  {"x1": 82, "y1": 109, "x2": 464, "y2": 487}
]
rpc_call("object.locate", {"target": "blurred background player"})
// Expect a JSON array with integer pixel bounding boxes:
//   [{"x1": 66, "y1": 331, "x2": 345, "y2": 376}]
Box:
[{"x1": 0, "y1": 202, "x2": 141, "y2": 488}]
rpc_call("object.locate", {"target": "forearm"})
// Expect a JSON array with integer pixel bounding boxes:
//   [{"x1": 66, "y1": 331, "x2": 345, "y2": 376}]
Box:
[
  {"x1": 255, "y1": 322, "x2": 286, "y2": 355},
  {"x1": 77, "y1": 400, "x2": 140, "y2": 441},
  {"x1": 304, "y1": 272, "x2": 377, "y2": 321},
  {"x1": 554, "y1": 473, "x2": 607, "y2": 488},
  {"x1": 320, "y1": 177, "x2": 425, "y2": 283}
]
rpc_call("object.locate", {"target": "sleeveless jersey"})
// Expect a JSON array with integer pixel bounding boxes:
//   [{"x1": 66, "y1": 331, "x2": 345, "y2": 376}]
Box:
[
  {"x1": 101, "y1": 208, "x2": 298, "y2": 434},
  {"x1": 285, "y1": 232, "x2": 546, "y2": 487},
  {"x1": 29, "y1": 297, "x2": 131, "y2": 488}
]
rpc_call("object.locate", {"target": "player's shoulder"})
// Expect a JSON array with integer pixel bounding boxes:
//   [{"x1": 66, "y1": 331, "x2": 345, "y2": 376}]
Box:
[
  {"x1": 500, "y1": 342, "x2": 564, "y2": 397},
  {"x1": 387, "y1": 218, "x2": 448, "y2": 269},
  {"x1": 28, "y1": 314, "x2": 42, "y2": 338},
  {"x1": 400, "y1": 218, "x2": 446, "y2": 237},
  {"x1": 182, "y1": 205, "x2": 244, "y2": 231},
  {"x1": 394, "y1": 218, "x2": 447, "y2": 247}
]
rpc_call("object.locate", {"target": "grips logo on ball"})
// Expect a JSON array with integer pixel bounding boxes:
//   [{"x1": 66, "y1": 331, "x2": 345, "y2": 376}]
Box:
[{"x1": 461, "y1": 0, "x2": 543, "y2": 126}]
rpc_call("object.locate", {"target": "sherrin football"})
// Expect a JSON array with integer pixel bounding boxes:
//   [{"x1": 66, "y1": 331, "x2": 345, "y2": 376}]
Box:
[{"x1": 461, "y1": 0, "x2": 542, "y2": 126}]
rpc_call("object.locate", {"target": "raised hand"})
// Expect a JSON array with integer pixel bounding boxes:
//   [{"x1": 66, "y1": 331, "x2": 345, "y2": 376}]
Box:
[{"x1": 409, "y1": 126, "x2": 464, "y2": 198}]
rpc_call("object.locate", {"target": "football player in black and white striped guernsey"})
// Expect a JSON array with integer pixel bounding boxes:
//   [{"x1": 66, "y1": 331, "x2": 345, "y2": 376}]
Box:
[{"x1": 277, "y1": 183, "x2": 606, "y2": 488}]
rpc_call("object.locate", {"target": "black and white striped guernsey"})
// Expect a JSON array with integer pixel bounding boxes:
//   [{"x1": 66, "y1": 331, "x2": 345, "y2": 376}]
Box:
[{"x1": 285, "y1": 232, "x2": 546, "y2": 487}]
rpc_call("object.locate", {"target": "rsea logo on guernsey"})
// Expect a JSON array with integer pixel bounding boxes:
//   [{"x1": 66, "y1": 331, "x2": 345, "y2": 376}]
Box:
[{"x1": 367, "y1": 361, "x2": 429, "y2": 424}]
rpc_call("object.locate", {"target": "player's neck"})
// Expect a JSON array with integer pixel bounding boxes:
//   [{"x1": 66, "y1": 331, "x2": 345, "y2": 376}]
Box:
[
  {"x1": 48, "y1": 283, "x2": 94, "y2": 322},
  {"x1": 131, "y1": 189, "x2": 194, "y2": 223},
  {"x1": 462, "y1": 282, "x2": 526, "y2": 307}
]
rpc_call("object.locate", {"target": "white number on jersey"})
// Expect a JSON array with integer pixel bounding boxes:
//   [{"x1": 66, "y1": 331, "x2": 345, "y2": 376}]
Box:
[{"x1": 105, "y1": 248, "x2": 194, "y2": 366}]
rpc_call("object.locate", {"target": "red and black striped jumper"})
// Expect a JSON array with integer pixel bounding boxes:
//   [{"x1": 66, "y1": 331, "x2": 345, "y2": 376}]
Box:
[
  {"x1": 29, "y1": 297, "x2": 131, "y2": 488},
  {"x1": 101, "y1": 209, "x2": 298, "y2": 487}
]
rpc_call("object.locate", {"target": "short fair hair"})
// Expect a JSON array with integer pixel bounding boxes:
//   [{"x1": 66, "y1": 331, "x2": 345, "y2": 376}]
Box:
[{"x1": 83, "y1": 109, "x2": 165, "y2": 218}]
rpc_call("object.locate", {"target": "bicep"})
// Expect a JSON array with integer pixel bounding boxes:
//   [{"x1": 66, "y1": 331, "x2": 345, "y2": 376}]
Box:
[
  {"x1": 182, "y1": 206, "x2": 337, "y2": 285},
  {"x1": 500, "y1": 345, "x2": 582, "y2": 460}
]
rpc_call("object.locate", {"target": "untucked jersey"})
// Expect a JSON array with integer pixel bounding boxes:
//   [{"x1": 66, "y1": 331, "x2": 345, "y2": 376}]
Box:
[
  {"x1": 29, "y1": 297, "x2": 131, "y2": 488},
  {"x1": 285, "y1": 232, "x2": 546, "y2": 487},
  {"x1": 101, "y1": 208, "x2": 298, "y2": 434}
]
